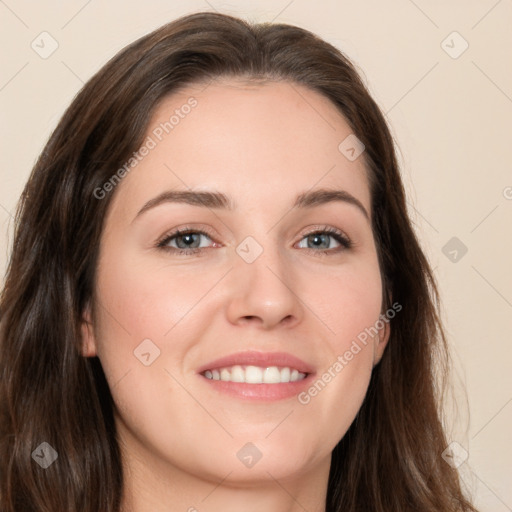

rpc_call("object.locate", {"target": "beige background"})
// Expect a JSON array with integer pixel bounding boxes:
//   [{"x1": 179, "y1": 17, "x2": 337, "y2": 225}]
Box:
[{"x1": 0, "y1": 1, "x2": 511, "y2": 509}]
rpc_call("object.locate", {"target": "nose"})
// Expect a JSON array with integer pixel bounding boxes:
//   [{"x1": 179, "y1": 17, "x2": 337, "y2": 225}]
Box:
[{"x1": 225, "y1": 246, "x2": 304, "y2": 330}]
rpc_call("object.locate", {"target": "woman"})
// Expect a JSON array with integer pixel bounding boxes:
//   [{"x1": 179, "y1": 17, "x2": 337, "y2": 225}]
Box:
[{"x1": 0, "y1": 11, "x2": 478, "y2": 512}]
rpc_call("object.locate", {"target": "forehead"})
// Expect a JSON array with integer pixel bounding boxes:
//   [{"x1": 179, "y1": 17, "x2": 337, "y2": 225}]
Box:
[{"x1": 108, "y1": 79, "x2": 371, "y2": 220}]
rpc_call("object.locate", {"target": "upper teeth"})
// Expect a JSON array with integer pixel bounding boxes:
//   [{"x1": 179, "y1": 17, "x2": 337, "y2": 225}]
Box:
[{"x1": 203, "y1": 365, "x2": 306, "y2": 384}]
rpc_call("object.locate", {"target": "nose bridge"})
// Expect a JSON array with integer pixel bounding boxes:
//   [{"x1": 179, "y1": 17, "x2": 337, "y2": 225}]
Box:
[{"x1": 225, "y1": 234, "x2": 303, "y2": 328}]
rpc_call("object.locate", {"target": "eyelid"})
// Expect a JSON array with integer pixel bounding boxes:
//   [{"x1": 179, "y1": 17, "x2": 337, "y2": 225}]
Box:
[{"x1": 298, "y1": 224, "x2": 349, "y2": 239}]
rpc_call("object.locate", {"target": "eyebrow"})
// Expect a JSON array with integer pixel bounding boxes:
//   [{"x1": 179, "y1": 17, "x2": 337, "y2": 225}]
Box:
[{"x1": 133, "y1": 188, "x2": 369, "y2": 222}]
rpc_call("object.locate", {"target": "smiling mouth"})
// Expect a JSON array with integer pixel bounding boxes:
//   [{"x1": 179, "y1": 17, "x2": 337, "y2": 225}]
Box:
[{"x1": 202, "y1": 365, "x2": 307, "y2": 384}]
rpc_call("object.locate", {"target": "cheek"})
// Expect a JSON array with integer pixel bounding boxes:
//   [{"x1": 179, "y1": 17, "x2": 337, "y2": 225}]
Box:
[
  {"x1": 91, "y1": 250, "x2": 231, "y2": 411},
  {"x1": 295, "y1": 260, "x2": 382, "y2": 440},
  {"x1": 90, "y1": 255, "x2": 209, "y2": 449},
  {"x1": 308, "y1": 259, "x2": 384, "y2": 345},
  {"x1": 94, "y1": 252, "x2": 220, "y2": 347}
]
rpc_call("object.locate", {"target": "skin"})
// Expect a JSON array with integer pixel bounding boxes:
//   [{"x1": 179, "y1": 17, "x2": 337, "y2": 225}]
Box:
[{"x1": 81, "y1": 79, "x2": 390, "y2": 512}]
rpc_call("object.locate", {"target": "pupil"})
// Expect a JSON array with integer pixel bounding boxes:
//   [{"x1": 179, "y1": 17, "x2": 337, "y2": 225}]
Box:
[
  {"x1": 309, "y1": 234, "x2": 329, "y2": 249},
  {"x1": 178, "y1": 233, "x2": 199, "y2": 249}
]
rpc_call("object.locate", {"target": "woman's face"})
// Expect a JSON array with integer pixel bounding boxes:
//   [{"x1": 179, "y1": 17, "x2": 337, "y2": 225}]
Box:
[{"x1": 82, "y1": 79, "x2": 389, "y2": 486}]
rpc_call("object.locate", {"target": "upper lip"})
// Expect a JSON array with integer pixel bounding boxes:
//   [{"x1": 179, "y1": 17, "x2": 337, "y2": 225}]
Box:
[{"x1": 197, "y1": 350, "x2": 315, "y2": 375}]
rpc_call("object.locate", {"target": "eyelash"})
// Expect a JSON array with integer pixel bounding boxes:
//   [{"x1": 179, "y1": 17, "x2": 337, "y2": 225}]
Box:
[{"x1": 156, "y1": 225, "x2": 353, "y2": 257}]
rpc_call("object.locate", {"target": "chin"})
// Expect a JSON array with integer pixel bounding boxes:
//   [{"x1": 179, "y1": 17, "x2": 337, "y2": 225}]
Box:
[{"x1": 211, "y1": 433, "x2": 327, "y2": 484}]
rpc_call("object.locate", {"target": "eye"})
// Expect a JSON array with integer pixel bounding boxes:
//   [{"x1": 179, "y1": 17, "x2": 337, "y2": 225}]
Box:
[
  {"x1": 156, "y1": 225, "x2": 352, "y2": 256},
  {"x1": 156, "y1": 228, "x2": 217, "y2": 255},
  {"x1": 296, "y1": 227, "x2": 352, "y2": 254}
]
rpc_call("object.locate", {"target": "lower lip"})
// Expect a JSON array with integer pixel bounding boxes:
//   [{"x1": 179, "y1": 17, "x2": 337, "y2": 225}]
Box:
[{"x1": 199, "y1": 374, "x2": 315, "y2": 401}]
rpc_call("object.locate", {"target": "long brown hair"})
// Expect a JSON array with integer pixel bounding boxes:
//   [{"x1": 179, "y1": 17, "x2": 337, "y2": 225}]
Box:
[{"x1": 0, "y1": 11, "x2": 478, "y2": 511}]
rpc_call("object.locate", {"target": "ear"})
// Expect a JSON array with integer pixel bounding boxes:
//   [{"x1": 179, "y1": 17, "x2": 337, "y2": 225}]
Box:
[
  {"x1": 80, "y1": 302, "x2": 98, "y2": 357},
  {"x1": 372, "y1": 315, "x2": 391, "y2": 367}
]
